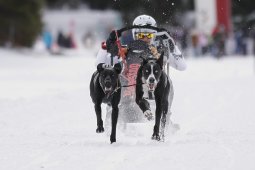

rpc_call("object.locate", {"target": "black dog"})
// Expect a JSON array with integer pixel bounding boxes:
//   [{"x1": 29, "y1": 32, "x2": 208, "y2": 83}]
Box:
[
  {"x1": 136, "y1": 53, "x2": 173, "y2": 141},
  {"x1": 90, "y1": 63, "x2": 122, "y2": 143}
]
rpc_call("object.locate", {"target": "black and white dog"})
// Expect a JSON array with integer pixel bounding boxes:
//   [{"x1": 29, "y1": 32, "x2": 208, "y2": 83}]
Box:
[
  {"x1": 136, "y1": 53, "x2": 174, "y2": 141},
  {"x1": 90, "y1": 63, "x2": 122, "y2": 143}
]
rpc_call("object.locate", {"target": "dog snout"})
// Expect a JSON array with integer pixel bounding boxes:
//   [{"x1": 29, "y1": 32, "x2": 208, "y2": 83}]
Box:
[
  {"x1": 105, "y1": 76, "x2": 112, "y2": 87},
  {"x1": 105, "y1": 80, "x2": 111, "y2": 88},
  {"x1": 149, "y1": 77, "x2": 155, "y2": 83}
]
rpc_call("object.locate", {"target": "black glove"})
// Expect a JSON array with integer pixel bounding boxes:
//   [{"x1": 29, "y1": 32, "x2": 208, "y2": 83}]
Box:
[
  {"x1": 108, "y1": 30, "x2": 122, "y2": 42},
  {"x1": 106, "y1": 40, "x2": 118, "y2": 56},
  {"x1": 106, "y1": 30, "x2": 122, "y2": 56}
]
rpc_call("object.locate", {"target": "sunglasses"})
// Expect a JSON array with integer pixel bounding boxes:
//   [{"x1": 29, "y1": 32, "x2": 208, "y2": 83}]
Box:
[{"x1": 135, "y1": 33, "x2": 154, "y2": 39}]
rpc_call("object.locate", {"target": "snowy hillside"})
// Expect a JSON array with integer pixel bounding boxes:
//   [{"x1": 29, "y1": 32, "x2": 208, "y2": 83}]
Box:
[{"x1": 0, "y1": 48, "x2": 255, "y2": 170}]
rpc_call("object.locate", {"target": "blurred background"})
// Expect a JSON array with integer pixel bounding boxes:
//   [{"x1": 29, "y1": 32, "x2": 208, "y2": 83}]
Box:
[
  {"x1": 0, "y1": 0, "x2": 255, "y2": 58},
  {"x1": 2, "y1": 1, "x2": 255, "y2": 168}
]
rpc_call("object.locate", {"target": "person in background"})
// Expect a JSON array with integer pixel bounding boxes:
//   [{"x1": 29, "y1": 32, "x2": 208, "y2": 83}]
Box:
[{"x1": 42, "y1": 29, "x2": 53, "y2": 51}]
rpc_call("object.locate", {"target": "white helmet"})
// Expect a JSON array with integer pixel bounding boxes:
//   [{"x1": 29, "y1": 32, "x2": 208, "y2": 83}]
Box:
[{"x1": 132, "y1": 15, "x2": 157, "y2": 40}]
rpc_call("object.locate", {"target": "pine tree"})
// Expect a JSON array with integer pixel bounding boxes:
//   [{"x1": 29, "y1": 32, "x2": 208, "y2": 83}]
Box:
[{"x1": 0, "y1": 0, "x2": 44, "y2": 47}]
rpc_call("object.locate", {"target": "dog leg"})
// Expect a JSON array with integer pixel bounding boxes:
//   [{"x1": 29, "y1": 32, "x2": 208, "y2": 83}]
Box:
[
  {"x1": 152, "y1": 99, "x2": 162, "y2": 141},
  {"x1": 160, "y1": 113, "x2": 168, "y2": 141},
  {"x1": 110, "y1": 106, "x2": 119, "y2": 143},
  {"x1": 95, "y1": 102, "x2": 104, "y2": 133},
  {"x1": 110, "y1": 92, "x2": 120, "y2": 144},
  {"x1": 160, "y1": 100, "x2": 169, "y2": 141},
  {"x1": 152, "y1": 126, "x2": 160, "y2": 141}
]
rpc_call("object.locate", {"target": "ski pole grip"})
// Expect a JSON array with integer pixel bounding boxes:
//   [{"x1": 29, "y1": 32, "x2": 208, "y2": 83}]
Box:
[{"x1": 101, "y1": 41, "x2": 107, "y2": 50}]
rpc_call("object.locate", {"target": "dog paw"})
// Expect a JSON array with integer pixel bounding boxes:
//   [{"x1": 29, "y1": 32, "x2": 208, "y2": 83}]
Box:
[
  {"x1": 151, "y1": 133, "x2": 161, "y2": 141},
  {"x1": 144, "y1": 110, "x2": 153, "y2": 121},
  {"x1": 110, "y1": 136, "x2": 116, "y2": 144},
  {"x1": 96, "y1": 126, "x2": 104, "y2": 133}
]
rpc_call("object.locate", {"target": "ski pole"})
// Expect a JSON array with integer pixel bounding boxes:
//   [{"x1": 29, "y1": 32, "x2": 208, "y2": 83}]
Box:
[
  {"x1": 115, "y1": 30, "x2": 128, "y2": 74},
  {"x1": 115, "y1": 30, "x2": 126, "y2": 59}
]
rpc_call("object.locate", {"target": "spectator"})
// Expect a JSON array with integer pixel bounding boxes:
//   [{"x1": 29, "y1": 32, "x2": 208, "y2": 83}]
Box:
[
  {"x1": 212, "y1": 24, "x2": 226, "y2": 58},
  {"x1": 42, "y1": 29, "x2": 53, "y2": 50}
]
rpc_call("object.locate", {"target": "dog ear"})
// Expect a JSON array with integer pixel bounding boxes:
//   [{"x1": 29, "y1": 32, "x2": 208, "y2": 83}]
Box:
[
  {"x1": 97, "y1": 63, "x2": 105, "y2": 73},
  {"x1": 139, "y1": 56, "x2": 147, "y2": 66},
  {"x1": 114, "y1": 63, "x2": 122, "y2": 74},
  {"x1": 156, "y1": 52, "x2": 164, "y2": 69}
]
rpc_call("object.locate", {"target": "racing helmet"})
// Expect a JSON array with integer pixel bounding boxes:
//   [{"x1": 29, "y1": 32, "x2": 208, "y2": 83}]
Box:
[{"x1": 132, "y1": 15, "x2": 157, "y2": 40}]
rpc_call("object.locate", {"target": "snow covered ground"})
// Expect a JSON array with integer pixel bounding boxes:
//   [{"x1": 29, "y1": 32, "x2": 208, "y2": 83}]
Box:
[{"x1": 0, "y1": 48, "x2": 255, "y2": 170}]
